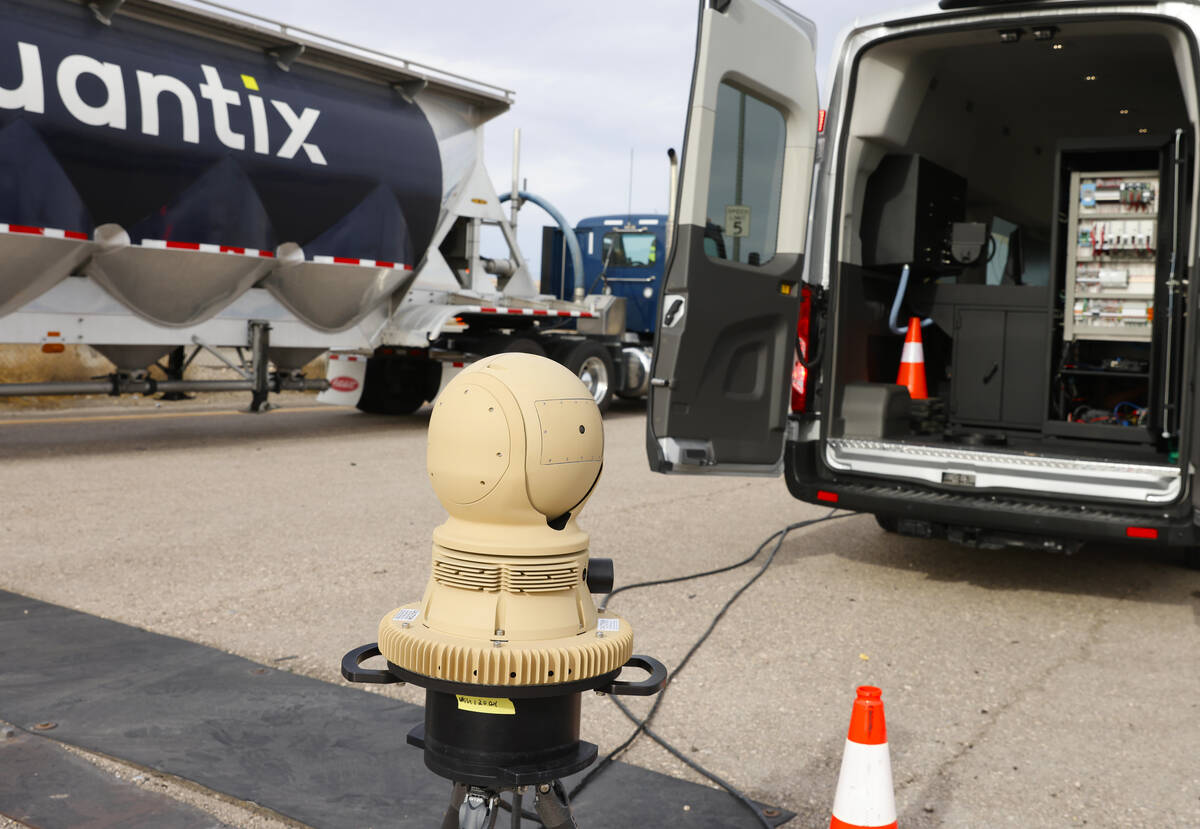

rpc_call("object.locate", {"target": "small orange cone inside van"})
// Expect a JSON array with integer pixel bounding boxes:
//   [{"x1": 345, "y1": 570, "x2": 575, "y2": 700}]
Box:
[
  {"x1": 829, "y1": 686, "x2": 897, "y2": 829},
  {"x1": 896, "y1": 317, "x2": 927, "y2": 400}
]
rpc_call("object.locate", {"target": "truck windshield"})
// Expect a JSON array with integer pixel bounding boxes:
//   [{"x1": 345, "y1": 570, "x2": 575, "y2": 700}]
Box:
[{"x1": 601, "y1": 232, "x2": 657, "y2": 268}]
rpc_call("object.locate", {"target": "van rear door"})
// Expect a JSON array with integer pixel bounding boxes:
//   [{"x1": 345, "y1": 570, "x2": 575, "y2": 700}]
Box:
[{"x1": 647, "y1": 0, "x2": 819, "y2": 474}]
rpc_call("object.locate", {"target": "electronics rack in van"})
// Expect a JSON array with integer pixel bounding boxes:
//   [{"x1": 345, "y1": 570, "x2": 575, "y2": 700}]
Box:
[{"x1": 1062, "y1": 170, "x2": 1158, "y2": 342}]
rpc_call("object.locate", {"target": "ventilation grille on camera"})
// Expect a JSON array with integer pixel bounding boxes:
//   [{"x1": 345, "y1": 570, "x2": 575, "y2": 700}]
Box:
[{"x1": 433, "y1": 551, "x2": 579, "y2": 593}]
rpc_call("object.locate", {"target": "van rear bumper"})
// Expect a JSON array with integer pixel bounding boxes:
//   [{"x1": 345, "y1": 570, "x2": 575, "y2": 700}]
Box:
[{"x1": 784, "y1": 439, "x2": 1197, "y2": 549}]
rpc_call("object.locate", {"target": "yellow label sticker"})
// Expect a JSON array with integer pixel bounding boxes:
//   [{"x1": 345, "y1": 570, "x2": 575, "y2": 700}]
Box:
[
  {"x1": 241, "y1": 74, "x2": 259, "y2": 91},
  {"x1": 456, "y1": 695, "x2": 515, "y2": 715}
]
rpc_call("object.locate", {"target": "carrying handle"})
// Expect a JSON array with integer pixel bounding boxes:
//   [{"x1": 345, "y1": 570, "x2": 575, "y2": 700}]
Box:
[
  {"x1": 341, "y1": 643, "x2": 400, "y2": 684},
  {"x1": 604, "y1": 654, "x2": 668, "y2": 696}
]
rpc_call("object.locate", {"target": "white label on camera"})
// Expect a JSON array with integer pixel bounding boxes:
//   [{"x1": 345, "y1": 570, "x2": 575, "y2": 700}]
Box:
[{"x1": 597, "y1": 617, "x2": 620, "y2": 632}]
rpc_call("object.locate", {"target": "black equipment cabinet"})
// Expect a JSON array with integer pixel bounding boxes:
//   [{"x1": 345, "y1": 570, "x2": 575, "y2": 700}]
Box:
[
  {"x1": 952, "y1": 305, "x2": 1048, "y2": 427},
  {"x1": 861, "y1": 154, "x2": 966, "y2": 274},
  {"x1": 917, "y1": 284, "x2": 1050, "y2": 429}
]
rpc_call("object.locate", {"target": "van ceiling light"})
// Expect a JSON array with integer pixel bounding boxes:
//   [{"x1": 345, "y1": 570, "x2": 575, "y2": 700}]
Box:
[
  {"x1": 1139, "y1": 128, "x2": 1150, "y2": 134},
  {"x1": 1052, "y1": 43, "x2": 1064, "y2": 51},
  {"x1": 1120, "y1": 108, "x2": 1130, "y2": 115},
  {"x1": 998, "y1": 29, "x2": 1022, "y2": 43},
  {"x1": 1084, "y1": 74, "x2": 1097, "y2": 81},
  {"x1": 1032, "y1": 27, "x2": 1057, "y2": 41}
]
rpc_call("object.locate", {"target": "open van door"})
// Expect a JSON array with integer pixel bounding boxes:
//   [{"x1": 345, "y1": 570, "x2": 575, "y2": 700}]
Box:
[{"x1": 648, "y1": 0, "x2": 818, "y2": 473}]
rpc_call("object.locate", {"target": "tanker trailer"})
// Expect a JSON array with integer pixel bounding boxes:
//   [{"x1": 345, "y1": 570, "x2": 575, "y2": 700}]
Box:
[{"x1": 0, "y1": 0, "x2": 518, "y2": 409}]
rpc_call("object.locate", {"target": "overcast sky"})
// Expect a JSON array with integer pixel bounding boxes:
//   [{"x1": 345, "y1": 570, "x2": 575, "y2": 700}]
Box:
[{"x1": 232, "y1": 0, "x2": 905, "y2": 273}]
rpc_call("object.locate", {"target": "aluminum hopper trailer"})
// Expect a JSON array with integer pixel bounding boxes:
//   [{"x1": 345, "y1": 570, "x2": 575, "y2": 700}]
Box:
[{"x1": 0, "y1": 0, "x2": 630, "y2": 412}]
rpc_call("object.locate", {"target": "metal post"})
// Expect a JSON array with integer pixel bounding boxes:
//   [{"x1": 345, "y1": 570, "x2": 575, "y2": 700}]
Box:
[
  {"x1": 511, "y1": 128, "x2": 521, "y2": 230},
  {"x1": 158, "y1": 346, "x2": 194, "y2": 401},
  {"x1": 1162, "y1": 128, "x2": 1183, "y2": 438},
  {"x1": 247, "y1": 320, "x2": 271, "y2": 413}
]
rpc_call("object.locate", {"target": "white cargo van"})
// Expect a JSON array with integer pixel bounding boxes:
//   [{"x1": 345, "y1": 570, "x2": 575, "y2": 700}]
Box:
[{"x1": 648, "y1": 0, "x2": 1200, "y2": 564}]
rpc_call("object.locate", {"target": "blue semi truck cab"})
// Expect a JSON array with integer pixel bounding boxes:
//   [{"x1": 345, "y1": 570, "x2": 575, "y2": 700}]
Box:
[{"x1": 541, "y1": 214, "x2": 667, "y2": 337}]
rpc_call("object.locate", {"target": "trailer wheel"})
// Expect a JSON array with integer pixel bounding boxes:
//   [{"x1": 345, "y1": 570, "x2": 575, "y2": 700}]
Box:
[
  {"x1": 561, "y1": 340, "x2": 614, "y2": 413},
  {"x1": 874, "y1": 514, "x2": 898, "y2": 533}
]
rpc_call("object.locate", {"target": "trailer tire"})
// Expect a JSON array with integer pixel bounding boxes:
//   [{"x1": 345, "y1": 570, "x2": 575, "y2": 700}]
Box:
[
  {"x1": 874, "y1": 514, "x2": 899, "y2": 533},
  {"x1": 561, "y1": 340, "x2": 614, "y2": 413}
]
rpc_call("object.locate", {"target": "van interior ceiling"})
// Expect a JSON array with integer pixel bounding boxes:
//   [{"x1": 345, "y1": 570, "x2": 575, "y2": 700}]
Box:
[{"x1": 831, "y1": 18, "x2": 1196, "y2": 465}]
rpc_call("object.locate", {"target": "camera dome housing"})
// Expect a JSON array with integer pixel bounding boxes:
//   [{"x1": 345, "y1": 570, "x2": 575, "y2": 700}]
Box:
[{"x1": 426, "y1": 352, "x2": 604, "y2": 555}]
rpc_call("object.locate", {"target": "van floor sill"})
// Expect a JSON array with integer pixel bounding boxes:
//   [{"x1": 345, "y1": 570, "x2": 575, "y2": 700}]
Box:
[{"x1": 824, "y1": 437, "x2": 1182, "y2": 504}]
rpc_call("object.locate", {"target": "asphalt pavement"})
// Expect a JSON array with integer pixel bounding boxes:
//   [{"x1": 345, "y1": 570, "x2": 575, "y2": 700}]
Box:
[{"x1": 1, "y1": 396, "x2": 1198, "y2": 827}]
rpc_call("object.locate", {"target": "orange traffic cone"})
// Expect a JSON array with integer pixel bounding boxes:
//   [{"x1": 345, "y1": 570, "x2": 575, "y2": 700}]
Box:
[
  {"x1": 830, "y1": 686, "x2": 897, "y2": 829},
  {"x1": 896, "y1": 317, "x2": 927, "y2": 400}
]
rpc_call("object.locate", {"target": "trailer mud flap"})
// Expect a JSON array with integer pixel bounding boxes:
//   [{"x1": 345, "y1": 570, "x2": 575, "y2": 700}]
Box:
[{"x1": 317, "y1": 351, "x2": 367, "y2": 406}]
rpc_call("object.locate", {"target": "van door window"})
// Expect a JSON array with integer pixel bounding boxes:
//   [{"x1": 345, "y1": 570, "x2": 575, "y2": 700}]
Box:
[{"x1": 705, "y1": 82, "x2": 786, "y2": 266}]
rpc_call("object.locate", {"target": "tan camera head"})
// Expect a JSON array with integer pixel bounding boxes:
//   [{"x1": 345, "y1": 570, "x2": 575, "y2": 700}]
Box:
[
  {"x1": 426, "y1": 352, "x2": 604, "y2": 556},
  {"x1": 378, "y1": 352, "x2": 633, "y2": 687}
]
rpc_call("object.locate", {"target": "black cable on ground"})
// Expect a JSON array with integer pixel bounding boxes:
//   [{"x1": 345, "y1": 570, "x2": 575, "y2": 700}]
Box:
[{"x1": 567, "y1": 510, "x2": 851, "y2": 827}]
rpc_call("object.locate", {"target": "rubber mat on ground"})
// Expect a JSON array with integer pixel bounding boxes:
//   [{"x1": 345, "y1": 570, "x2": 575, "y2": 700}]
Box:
[
  {"x1": 0, "y1": 591, "x2": 791, "y2": 827},
  {"x1": 0, "y1": 725, "x2": 232, "y2": 829}
]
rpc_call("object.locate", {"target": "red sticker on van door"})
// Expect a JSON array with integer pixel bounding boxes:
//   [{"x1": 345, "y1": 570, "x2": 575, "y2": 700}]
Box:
[{"x1": 330, "y1": 376, "x2": 359, "y2": 392}]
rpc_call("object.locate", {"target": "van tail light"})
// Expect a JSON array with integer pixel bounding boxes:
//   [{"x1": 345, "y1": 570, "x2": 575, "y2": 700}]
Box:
[{"x1": 791, "y1": 285, "x2": 813, "y2": 413}]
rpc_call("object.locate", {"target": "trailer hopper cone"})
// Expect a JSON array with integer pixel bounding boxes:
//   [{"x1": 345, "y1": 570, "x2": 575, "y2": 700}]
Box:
[
  {"x1": 829, "y1": 686, "x2": 897, "y2": 829},
  {"x1": 896, "y1": 317, "x2": 927, "y2": 400}
]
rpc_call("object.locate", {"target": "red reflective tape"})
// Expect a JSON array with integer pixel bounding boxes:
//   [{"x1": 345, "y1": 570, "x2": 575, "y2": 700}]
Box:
[
  {"x1": 557, "y1": 311, "x2": 573, "y2": 317},
  {"x1": 64, "y1": 230, "x2": 88, "y2": 240},
  {"x1": 816, "y1": 490, "x2": 839, "y2": 503},
  {"x1": 817, "y1": 108, "x2": 827, "y2": 133},
  {"x1": 533, "y1": 309, "x2": 548, "y2": 316},
  {"x1": 220, "y1": 245, "x2": 245, "y2": 254},
  {"x1": 579, "y1": 312, "x2": 594, "y2": 318},
  {"x1": 164, "y1": 240, "x2": 201, "y2": 250},
  {"x1": 830, "y1": 818, "x2": 896, "y2": 829},
  {"x1": 1126, "y1": 526, "x2": 1158, "y2": 540},
  {"x1": 376, "y1": 260, "x2": 396, "y2": 269},
  {"x1": 452, "y1": 361, "x2": 465, "y2": 367},
  {"x1": 506, "y1": 308, "x2": 524, "y2": 315},
  {"x1": 9, "y1": 224, "x2": 43, "y2": 235},
  {"x1": 329, "y1": 354, "x2": 339, "y2": 360},
  {"x1": 333, "y1": 256, "x2": 358, "y2": 265},
  {"x1": 258, "y1": 250, "x2": 274, "y2": 258},
  {"x1": 403, "y1": 264, "x2": 413, "y2": 271},
  {"x1": 346, "y1": 356, "x2": 358, "y2": 362}
]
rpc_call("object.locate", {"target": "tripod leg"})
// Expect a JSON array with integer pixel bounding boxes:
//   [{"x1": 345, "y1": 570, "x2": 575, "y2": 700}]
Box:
[
  {"x1": 458, "y1": 786, "x2": 501, "y2": 829},
  {"x1": 441, "y1": 782, "x2": 470, "y2": 829},
  {"x1": 510, "y1": 788, "x2": 523, "y2": 829},
  {"x1": 532, "y1": 780, "x2": 578, "y2": 829}
]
